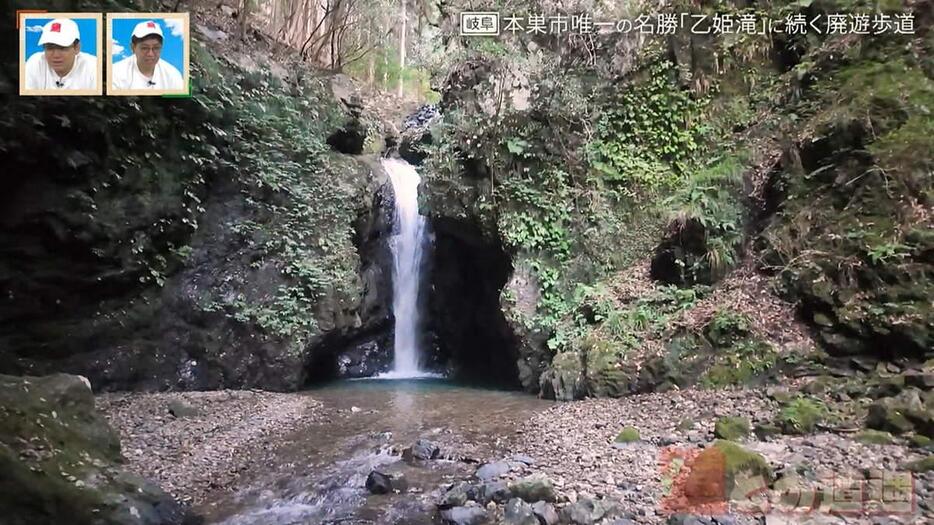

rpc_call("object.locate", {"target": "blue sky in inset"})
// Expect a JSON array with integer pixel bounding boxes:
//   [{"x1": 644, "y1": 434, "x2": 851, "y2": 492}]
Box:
[
  {"x1": 111, "y1": 18, "x2": 184, "y2": 72},
  {"x1": 24, "y1": 18, "x2": 99, "y2": 57}
]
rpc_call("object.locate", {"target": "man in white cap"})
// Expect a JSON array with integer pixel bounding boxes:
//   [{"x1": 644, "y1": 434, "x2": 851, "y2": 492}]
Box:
[
  {"x1": 24, "y1": 18, "x2": 98, "y2": 90},
  {"x1": 111, "y1": 20, "x2": 184, "y2": 90}
]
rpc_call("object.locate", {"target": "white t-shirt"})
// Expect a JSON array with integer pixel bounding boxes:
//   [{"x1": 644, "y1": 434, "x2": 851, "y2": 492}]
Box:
[
  {"x1": 111, "y1": 55, "x2": 184, "y2": 90},
  {"x1": 24, "y1": 51, "x2": 98, "y2": 90}
]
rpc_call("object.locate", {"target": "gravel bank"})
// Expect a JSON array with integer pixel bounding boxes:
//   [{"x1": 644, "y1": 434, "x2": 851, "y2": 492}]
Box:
[
  {"x1": 513, "y1": 388, "x2": 932, "y2": 524},
  {"x1": 97, "y1": 390, "x2": 321, "y2": 504}
]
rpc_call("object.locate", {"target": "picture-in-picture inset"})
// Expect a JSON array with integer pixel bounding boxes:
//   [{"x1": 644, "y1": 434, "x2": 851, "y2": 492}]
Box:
[
  {"x1": 19, "y1": 13, "x2": 103, "y2": 96},
  {"x1": 108, "y1": 13, "x2": 189, "y2": 95}
]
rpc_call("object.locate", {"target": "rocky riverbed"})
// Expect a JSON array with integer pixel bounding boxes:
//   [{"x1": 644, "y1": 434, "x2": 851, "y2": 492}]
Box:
[
  {"x1": 88, "y1": 381, "x2": 933, "y2": 524},
  {"x1": 97, "y1": 390, "x2": 323, "y2": 505}
]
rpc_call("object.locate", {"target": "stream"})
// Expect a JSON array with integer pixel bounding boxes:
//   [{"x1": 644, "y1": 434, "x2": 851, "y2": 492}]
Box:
[{"x1": 200, "y1": 379, "x2": 551, "y2": 524}]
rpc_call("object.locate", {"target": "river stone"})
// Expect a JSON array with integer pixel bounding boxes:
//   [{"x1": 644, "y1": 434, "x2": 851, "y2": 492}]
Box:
[
  {"x1": 439, "y1": 482, "x2": 479, "y2": 508},
  {"x1": 508, "y1": 474, "x2": 556, "y2": 502},
  {"x1": 167, "y1": 399, "x2": 199, "y2": 418},
  {"x1": 476, "y1": 481, "x2": 510, "y2": 504},
  {"x1": 365, "y1": 470, "x2": 392, "y2": 494},
  {"x1": 440, "y1": 504, "x2": 489, "y2": 525},
  {"x1": 510, "y1": 453, "x2": 536, "y2": 465},
  {"x1": 561, "y1": 497, "x2": 605, "y2": 525},
  {"x1": 531, "y1": 501, "x2": 560, "y2": 525},
  {"x1": 405, "y1": 438, "x2": 440, "y2": 460},
  {"x1": 476, "y1": 460, "x2": 511, "y2": 480},
  {"x1": 504, "y1": 498, "x2": 538, "y2": 525}
]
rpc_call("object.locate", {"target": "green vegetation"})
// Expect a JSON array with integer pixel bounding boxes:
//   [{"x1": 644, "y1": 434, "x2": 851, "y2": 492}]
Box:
[
  {"x1": 777, "y1": 397, "x2": 828, "y2": 435},
  {"x1": 586, "y1": 61, "x2": 706, "y2": 190},
  {"x1": 615, "y1": 426, "x2": 641, "y2": 444},
  {"x1": 714, "y1": 416, "x2": 752, "y2": 441},
  {"x1": 856, "y1": 430, "x2": 895, "y2": 445}
]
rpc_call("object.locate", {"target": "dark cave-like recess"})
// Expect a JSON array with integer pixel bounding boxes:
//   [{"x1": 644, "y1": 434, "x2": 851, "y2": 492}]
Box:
[{"x1": 426, "y1": 217, "x2": 519, "y2": 387}]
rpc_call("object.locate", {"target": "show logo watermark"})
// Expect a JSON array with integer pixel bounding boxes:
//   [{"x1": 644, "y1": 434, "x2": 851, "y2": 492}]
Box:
[{"x1": 658, "y1": 446, "x2": 917, "y2": 518}]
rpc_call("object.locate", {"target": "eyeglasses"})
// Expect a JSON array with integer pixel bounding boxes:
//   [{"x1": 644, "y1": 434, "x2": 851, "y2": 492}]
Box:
[{"x1": 136, "y1": 44, "x2": 162, "y2": 54}]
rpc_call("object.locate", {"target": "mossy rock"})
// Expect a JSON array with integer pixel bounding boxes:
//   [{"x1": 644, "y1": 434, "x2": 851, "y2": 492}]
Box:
[
  {"x1": 777, "y1": 397, "x2": 827, "y2": 435},
  {"x1": 539, "y1": 351, "x2": 584, "y2": 401},
  {"x1": 753, "y1": 423, "x2": 781, "y2": 441},
  {"x1": 615, "y1": 426, "x2": 641, "y2": 444},
  {"x1": 855, "y1": 430, "x2": 895, "y2": 445},
  {"x1": 0, "y1": 374, "x2": 186, "y2": 525},
  {"x1": 908, "y1": 434, "x2": 933, "y2": 450},
  {"x1": 714, "y1": 416, "x2": 751, "y2": 441},
  {"x1": 700, "y1": 340, "x2": 778, "y2": 388},
  {"x1": 866, "y1": 389, "x2": 932, "y2": 436},
  {"x1": 676, "y1": 418, "x2": 695, "y2": 432},
  {"x1": 904, "y1": 456, "x2": 934, "y2": 473},
  {"x1": 683, "y1": 440, "x2": 773, "y2": 502}
]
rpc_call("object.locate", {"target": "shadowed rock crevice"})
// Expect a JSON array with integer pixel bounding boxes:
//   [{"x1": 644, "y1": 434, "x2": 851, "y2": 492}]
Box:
[{"x1": 427, "y1": 217, "x2": 520, "y2": 387}]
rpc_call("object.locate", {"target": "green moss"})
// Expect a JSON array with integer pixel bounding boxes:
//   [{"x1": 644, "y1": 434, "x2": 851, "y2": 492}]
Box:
[
  {"x1": 856, "y1": 430, "x2": 895, "y2": 445},
  {"x1": 905, "y1": 456, "x2": 934, "y2": 473},
  {"x1": 714, "y1": 416, "x2": 751, "y2": 441},
  {"x1": 615, "y1": 426, "x2": 641, "y2": 443},
  {"x1": 777, "y1": 397, "x2": 828, "y2": 435},
  {"x1": 676, "y1": 418, "x2": 695, "y2": 432},
  {"x1": 703, "y1": 440, "x2": 773, "y2": 497},
  {"x1": 701, "y1": 339, "x2": 779, "y2": 388},
  {"x1": 908, "y1": 434, "x2": 933, "y2": 450}
]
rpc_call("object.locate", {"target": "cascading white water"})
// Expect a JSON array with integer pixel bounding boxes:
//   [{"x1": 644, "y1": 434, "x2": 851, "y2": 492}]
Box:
[{"x1": 382, "y1": 158, "x2": 428, "y2": 377}]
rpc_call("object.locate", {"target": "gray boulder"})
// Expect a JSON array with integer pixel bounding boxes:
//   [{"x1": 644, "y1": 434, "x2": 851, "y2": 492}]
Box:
[
  {"x1": 561, "y1": 497, "x2": 605, "y2": 525},
  {"x1": 475, "y1": 460, "x2": 512, "y2": 480},
  {"x1": 440, "y1": 504, "x2": 489, "y2": 525},
  {"x1": 508, "y1": 474, "x2": 556, "y2": 502},
  {"x1": 504, "y1": 498, "x2": 538, "y2": 525},
  {"x1": 531, "y1": 501, "x2": 560, "y2": 525},
  {"x1": 404, "y1": 438, "x2": 441, "y2": 461}
]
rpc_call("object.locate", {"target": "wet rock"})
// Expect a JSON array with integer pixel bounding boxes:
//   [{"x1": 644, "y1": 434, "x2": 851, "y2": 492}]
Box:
[
  {"x1": 508, "y1": 474, "x2": 556, "y2": 502},
  {"x1": 561, "y1": 497, "x2": 605, "y2": 524},
  {"x1": 905, "y1": 372, "x2": 934, "y2": 390},
  {"x1": 476, "y1": 460, "x2": 512, "y2": 480},
  {"x1": 503, "y1": 498, "x2": 538, "y2": 525},
  {"x1": 404, "y1": 438, "x2": 441, "y2": 461},
  {"x1": 440, "y1": 482, "x2": 479, "y2": 508},
  {"x1": 167, "y1": 399, "x2": 199, "y2": 418},
  {"x1": 365, "y1": 470, "x2": 392, "y2": 495},
  {"x1": 476, "y1": 481, "x2": 510, "y2": 504},
  {"x1": 440, "y1": 504, "x2": 489, "y2": 525},
  {"x1": 531, "y1": 501, "x2": 560, "y2": 525}
]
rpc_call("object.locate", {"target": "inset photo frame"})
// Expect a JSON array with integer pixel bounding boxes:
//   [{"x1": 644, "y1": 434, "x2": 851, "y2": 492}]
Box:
[
  {"x1": 19, "y1": 12, "x2": 103, "y2": 96},
  {"x1": 107, "y1": 13, "x2": 190, "y2": 96}
]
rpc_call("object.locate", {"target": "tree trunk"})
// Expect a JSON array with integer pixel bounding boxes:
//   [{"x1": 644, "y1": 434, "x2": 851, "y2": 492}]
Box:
[{"x1": 398, "y1": 0, "x2": 406, "y2": 98}]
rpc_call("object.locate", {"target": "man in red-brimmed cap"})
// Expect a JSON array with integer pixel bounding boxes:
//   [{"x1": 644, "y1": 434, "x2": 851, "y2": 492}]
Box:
[
  {"x1": 111, "y1": 20, "x2": 184, "y2": 90},
  {"x1": 25, "y1": 18, "x2": 98, "y2": 90}
]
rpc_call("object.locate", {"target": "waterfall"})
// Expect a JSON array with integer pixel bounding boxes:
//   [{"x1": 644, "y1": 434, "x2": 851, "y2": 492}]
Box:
[{"x1": 382, "y1": 158, "x2": 428, "y2": 377}]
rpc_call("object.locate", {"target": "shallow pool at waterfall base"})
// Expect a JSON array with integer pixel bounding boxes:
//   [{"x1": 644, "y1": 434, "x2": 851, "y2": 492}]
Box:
[
  {"x1": 202, "y1": 380, "x2": 551, "y2": 525},
  {"x1": 370, "y1": 370, "x2": 446, "y2": 380}
]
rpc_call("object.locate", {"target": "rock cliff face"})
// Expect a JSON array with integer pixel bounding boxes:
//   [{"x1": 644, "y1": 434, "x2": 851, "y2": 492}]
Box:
[
  {"x1": 0, "y1": 16, "x2": 396, "y2": 391},
  {"x1": 0, "y1": 374, "x2": 188, "y2": 524},
  {"x1": 417, "y1": 0, "x2": 932, "y2": 399}
]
